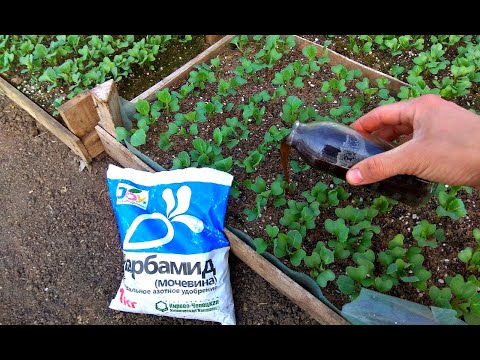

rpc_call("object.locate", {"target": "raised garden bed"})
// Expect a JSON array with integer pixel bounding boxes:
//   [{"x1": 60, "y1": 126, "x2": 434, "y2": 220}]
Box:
[
  {"x1": 0, "y1": 35, "x2": 210, "y2": 164},
  {"x1": 301, "y1": 35, "x2": 480, "y2": 112},
  {"x1": 94, "y1": 35, "x2": 479, "y2": 324}
]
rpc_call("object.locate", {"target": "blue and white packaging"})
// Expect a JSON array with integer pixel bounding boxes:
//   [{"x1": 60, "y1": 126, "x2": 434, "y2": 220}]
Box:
[{"x1": 106, "y1": 164, "x2": 235, "y2": 325}]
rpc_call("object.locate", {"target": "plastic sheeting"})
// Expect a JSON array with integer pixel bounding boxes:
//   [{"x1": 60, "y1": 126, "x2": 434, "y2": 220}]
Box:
[{"x1": 342, "y1": 288, "x2": 465, "y2": 325}]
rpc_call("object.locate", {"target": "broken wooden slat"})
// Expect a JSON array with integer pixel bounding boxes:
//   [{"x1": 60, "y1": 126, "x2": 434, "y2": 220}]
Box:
[
  {"x1": 58, "y1": 90, "x2": 100, "y2": 138},
  {"x1": 0, "y1": 76, "x2": 91, "y2": 163},
  {"x1": 81, "y1": 129, "x2": 104, "y2": 158},
  {"x1": 206, "y1": 35, "x2": 225, "y2": 45},
  {"x1": 91, "y1": 80, "x2": 123, "y2": 138},
  {"x1": 131, "y1": 35, "x2": 236, "y2": 103}
]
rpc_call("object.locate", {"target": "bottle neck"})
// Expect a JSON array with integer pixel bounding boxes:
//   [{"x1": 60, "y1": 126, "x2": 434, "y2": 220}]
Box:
[{"x1": 286, "y1": 121, "x2": 301, "y2": 146}]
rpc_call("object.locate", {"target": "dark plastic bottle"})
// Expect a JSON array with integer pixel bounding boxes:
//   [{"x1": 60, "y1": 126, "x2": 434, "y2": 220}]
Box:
[{"x1": 282, "y1": 120, "x2": 437, "y2": 207}]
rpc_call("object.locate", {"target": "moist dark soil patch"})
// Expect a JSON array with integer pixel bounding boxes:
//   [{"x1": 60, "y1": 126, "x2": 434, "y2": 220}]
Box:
[
  {"x1": 0, "y1": 35, "x2": 209, "y2": 123},
  {"x1": 132, "y1": 37, "x2": 480, "y2": 314}
]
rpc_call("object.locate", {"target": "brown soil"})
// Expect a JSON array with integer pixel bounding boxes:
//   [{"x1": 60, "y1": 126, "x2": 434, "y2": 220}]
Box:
[
  {"x1": 0, "y1": 92, "x2": 316, "y2": 325},
  {"x1": 133, "y1": 37, "x2": 480, "y2": 313}
]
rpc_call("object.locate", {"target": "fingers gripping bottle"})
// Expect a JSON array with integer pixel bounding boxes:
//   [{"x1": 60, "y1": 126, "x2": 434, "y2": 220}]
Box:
[{"x1": 282, "y1": 121, "x2": 437, "y2": 207}]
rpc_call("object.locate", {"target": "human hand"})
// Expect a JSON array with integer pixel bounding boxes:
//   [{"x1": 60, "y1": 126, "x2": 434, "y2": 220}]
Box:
[{"x1": 345, "y1": 94, "x2": 480, "y2": 187}]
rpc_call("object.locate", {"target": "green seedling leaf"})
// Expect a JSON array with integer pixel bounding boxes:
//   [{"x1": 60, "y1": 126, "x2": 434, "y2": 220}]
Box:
[
  {"x1": 355, "y1": 78, "x2": 369, "y2": 91},
  {"x1": 270, "y1": 180, "x2": 284, "y2": 196},
  {"x1": 226, "y1": 103, "x2": 234, "y2": 112},
  {"x1": 253, "y1": 238, "x2": 268, "y2": 254},
  {"x1": 192, "y1": 138, "x2": 208, "y2": 154},
  {"x1": 115, "y1": 127, "x2": 130, "y2": 142},
  {"x1": 473, "y1": 228, "x2": 480, "y2": 243},
  {"x1": 400, "y1": 275, "x2": 420, "y2": 283},
  {"x1": 158, "y1": 133, "x2": 172, "y2": 151},
  {"x1": 375, "y1": 276, "x2": 394, "y2": 293},
  {"x1": 378, "y1": 251, "x2": 393, "y2": 266},
  {"x1": 448, "y1": 274, "x2": 477, "y2": 300},
  {"x1": 388, "y1": 234, "x2": 404, "y2": 249},
  {"x1": 273, "y1": 197, "x2": 286, "y2": 207},
  {"x1": 378, "y1": 88, "x2": 390, "y2": 99},
  {"x1": 293, "y1": 77, "x2": 304, "y2": 88},
  {"x1": 302, "y1": 45, "x2": 317, "y2": 61},
  {"x1": 346, "y1": 265, "x2": 368, "y2": 282},
  {"x1": 213, "y1": 127, "x2": 223, "y2": 146},
  {"x1": 304, "y1": 252, "x2": 321, "y2": 268},
  {"x1": 244, "y1": 176, "x2": 266, "y2": 193},
  {"x1": 324, "y1": 218, "x2": 349, "y2": 242},
  {"x1": 436, "y1": 197, "x2": 467, "y2": 220},
  {"x1": 337, "y1": 275, "x2": 355, "y2": 295},
  {"x1": 319, "y1": 246, "x2": 334, "y2": 265},
  {"x1": 290, "y1": 249, "x2": 306, "y2": 267},
  {"x1": 34, "y1": 43, "x2": 48, "y2": 58},
  {"x1": 157, "y1": 88, "x2": 172, "y2": 104},
  {"x1": 414, "y1": 269, "x2": 431, "y2": 282},
  {"x1": 244, "y1": 208, "x2": 258, "y2": 221},
  {"x1": 429, "y1": 286, "x2": 452, "y2": 309},
  {"x1": 265, "y1": 225, "x2": 279, "y2": 239},
  {"x1": 171, "y1": 151, "x2": 191, "y2": 170},
  {"x1": 287, "y1": 230, "x2": 302, "y2": 249},
  {"x1": 273, "y1": 235, "x2": 287, "y2": 258},
  {"x1": 210, "y1": 56, "x2": 220, "y2": 69},
  {"x1": 316, "y1": 269, "x2": 335, "y2": 288},
  {"x1": 435, "y1": 228, "x2": 445, "y2": 242},
  {"x1": 397, "y1": 86, "x2": 410, "y2": 100},
  {"x1": 471, "y1": 293, "x2": 480, "y2": 316},
  {"x1": 130, "y1": 129, "x2": 146, "y2": 147},
  {"x1": 135, "y1": 99, "x2": 150, "y2": 116},
  {"x1": 390, "y1": 64, "x2": 405, "y2": 77},
  {"x1": 331, "y1": 64, "x2": 346, "y2": 77},
  {"x1": 214, "y1": 157, "x2": 233, "y2": 172}
]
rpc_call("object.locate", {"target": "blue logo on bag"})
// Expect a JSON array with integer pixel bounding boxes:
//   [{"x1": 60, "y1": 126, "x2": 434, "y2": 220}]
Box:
[
  {"x1": 107, "y1": 177, "x2": 231, "y2": 255},
  {"x1": 123, "y1": 186, "x2": 204, "y2": 250}
]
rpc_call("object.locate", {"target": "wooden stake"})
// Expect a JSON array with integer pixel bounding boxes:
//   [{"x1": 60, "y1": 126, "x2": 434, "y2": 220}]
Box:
[
  {"x1": 91, "y1": 79, "x2": 123, "y2": 137},
  {"x1": 206, "y1": 35, "x2": 224, "y2": 45},
  {"x1": 58, "y1": 90, "x2": 100, "y2": 138},
  {"x1": 81, "y1": 129, "x2": 104, "y2": 158}
]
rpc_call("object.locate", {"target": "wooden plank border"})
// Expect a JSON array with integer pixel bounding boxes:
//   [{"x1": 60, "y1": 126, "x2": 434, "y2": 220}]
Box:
[
  {"x1": 0, "y1": 76, "x2": 92, "y2": 163},
  {"x1": 225, "y1": 228, "x2": 349, "y2": 324}
]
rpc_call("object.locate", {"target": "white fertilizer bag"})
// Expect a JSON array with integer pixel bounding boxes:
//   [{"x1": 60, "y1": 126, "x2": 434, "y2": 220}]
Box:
[{"x1": 106, "y1": 164, "x2": 236, "y2": 325}]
